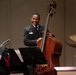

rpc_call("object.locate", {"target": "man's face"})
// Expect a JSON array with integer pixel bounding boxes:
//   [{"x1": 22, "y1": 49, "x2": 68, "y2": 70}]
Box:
[{"x1": 31, "y1": 15, "x2": 40, "y2": 26}]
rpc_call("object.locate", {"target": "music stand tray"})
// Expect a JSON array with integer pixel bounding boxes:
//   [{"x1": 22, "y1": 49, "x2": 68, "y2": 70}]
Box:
[{"x1": 19, "y1": 46, "x2": 47, "y2": 65}]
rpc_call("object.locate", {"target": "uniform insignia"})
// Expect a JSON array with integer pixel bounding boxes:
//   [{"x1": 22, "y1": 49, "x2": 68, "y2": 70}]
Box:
[{"x1": 29, "y1": 32, "x2": 33, "y2": 34}]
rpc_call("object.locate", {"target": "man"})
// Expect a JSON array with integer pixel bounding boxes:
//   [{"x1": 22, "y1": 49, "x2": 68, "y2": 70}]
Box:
[
  {"x1": 23, "y1": 13, "x2": 55, "y2": 75},
  {"x1": 23, "y1": 13, "x2": 55, "y2": 46},
  {"x1": 23, "y1": 13, "x2": 44, "y2": 46},
  {"x1": 23, "y1": 13, "x2": 44, "y2": 75}
]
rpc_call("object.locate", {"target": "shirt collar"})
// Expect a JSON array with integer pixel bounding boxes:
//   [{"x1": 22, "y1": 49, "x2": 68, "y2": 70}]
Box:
[{"x1": 32, "y1": 24, "x2": 39, "y2": 28}]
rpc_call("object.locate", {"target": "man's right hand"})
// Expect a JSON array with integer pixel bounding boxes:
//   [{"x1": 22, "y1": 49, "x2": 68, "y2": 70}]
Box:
[{"x1": 37, "y1": 37, "x2": 42, "y2": 43}]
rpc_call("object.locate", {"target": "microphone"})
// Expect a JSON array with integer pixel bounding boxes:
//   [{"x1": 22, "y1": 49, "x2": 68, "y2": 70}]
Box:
[{"x1": 0, "y1": 39, "x2": 11, "y2": 47}]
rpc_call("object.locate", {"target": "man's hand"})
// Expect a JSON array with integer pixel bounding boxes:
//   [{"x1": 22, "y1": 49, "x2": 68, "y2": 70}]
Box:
[{"x1": 37, "y1": 37, "x2": 42, "y2": 43}]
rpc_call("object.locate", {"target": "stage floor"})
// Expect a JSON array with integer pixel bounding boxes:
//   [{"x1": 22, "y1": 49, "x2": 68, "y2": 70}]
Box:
[{"x1": 10, "y1": 73, "x2": 23, "y2": 75}]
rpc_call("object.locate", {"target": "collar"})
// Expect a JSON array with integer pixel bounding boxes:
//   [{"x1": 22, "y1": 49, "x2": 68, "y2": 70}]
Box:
[
  {"x1": 32, "y1": 24, "x2": 39, "y2": 28},
  {"x1": 32, "y1": 24, "x2": 39, "y2": 30}
]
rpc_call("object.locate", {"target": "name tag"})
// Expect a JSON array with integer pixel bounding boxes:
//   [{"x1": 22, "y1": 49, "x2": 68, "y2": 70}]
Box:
[{"x1": 29, "y1": 32, "x2": 33, "y2": 34}]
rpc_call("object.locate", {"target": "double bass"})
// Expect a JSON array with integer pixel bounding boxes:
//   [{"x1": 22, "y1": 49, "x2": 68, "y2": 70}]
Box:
[{"x1": 35, "y1": 0, "x2": 62, "y2": 75}]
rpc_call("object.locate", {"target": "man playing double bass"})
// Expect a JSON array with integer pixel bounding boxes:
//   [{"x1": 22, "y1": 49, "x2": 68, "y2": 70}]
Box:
[
  {"x1": 23, "y1": 1, "x2": 62, "y2": 75},
  {"x1": 23, "y1": 13, "x2": 55, "y2": 75},
  {"x1": 23, "y1": 13, "x2": 55, "y2": 46}
]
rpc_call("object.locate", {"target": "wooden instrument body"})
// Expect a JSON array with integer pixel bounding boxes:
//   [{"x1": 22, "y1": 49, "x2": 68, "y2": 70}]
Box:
[
  {"x1": 37, "y1": 35, "x2": 62, "y2": 67},
  {"x1": 35, "y1": 35, "x2": 62, "y2": 75}
]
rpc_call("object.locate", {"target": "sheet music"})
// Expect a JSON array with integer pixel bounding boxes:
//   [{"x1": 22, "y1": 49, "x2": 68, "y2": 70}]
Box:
[{"x1": 15, "y1": 49, "x2": 24, "y2": 62}]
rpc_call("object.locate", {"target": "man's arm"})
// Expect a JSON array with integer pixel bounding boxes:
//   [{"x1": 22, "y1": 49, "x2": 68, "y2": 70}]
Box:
[{"x1": 23, "y1": 28, "x2": 37, "y2": 46}]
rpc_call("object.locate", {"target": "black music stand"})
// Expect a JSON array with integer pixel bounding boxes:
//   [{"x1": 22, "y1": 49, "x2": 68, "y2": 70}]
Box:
[
  {"x1": 19, "y1": 46, "x2": 47, "y2": 75},
  {"x1": 8, "y1": 48, "x2": 27, "y2": 72}
]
